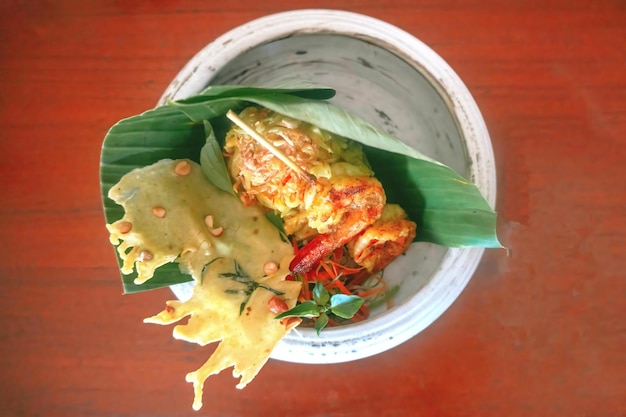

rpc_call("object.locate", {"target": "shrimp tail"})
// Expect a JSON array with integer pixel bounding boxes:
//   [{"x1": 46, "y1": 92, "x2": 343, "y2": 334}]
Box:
[{"x1": 289, "y1": 233, "x2": 339, "y2": 274}]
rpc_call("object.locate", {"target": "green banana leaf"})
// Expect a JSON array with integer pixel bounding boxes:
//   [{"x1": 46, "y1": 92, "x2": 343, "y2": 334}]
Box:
[{"x1": 100, "y1": 86, "x2": 500, "y2": 294}]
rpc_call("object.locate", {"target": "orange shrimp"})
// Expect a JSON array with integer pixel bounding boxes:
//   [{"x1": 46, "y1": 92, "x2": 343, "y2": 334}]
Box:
[
  {"x1": 289, "y1": 176, "x2": 385, "y2": 274},
  {"x1": 346, "y1": 204, "x2": 417, "y2": 273},
  {"x1": 223, "y1": 106, "x2": 415, "y2": 275}
]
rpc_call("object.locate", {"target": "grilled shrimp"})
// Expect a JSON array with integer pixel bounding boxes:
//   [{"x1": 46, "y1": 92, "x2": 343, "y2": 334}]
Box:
[
  {"x1": 346, "y1": 204, "x2": 417, "y2": 273},
  {"x1": 224, "y1": 106, "x2": 414, "y2": 274},
  {"x1": 224, "y1": 106, "x2": 372, "y2": 226},
  {"x1": 289, "y1": 175, "x2": 385, "y2": 274}
]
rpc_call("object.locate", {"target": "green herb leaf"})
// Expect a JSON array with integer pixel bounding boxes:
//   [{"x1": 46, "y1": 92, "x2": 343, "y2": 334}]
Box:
[
  {"x1": 219, "y1": 260, "x2": 284, "y2": 315},
  {"x1": 200, "y1": 257, "x2": 223, "y2": 285},
  {"x1": 264, "y1": 211, "x2": 289, "y2": 242},
  {"x1": 274, "y1": 300, "x2": 321, "y2": 320},
  {"x1": 312, "y1": 281, "x2": 331, "y2": 306},
  {"x1": 314, "y1": 312, "x2": 330, "y2": 336},
  {"x1": 200, "y1": 120, "x2": 233, "y2": 194},
  {"x1": 329, "y1": 294, "x2": 365, "y2": 319},
  {"x1": 257, "y1": 284, "x2": 285, "y2": 296}
]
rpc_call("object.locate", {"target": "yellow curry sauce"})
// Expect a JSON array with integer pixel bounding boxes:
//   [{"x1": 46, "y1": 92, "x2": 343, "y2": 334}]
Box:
[{"x1": 106, "y1": 159, "x2": 301, "y2": 410}]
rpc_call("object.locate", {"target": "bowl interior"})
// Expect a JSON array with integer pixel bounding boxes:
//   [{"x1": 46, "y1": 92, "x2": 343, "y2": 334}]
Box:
[
  {"x1": 164, "y1": 11, "x2": 493, "y2": 364},
  {"x1": 209, "y1": 32, "x2": 469, "y2": 307},
  {"x1": 212, "y1": 34, "x2": 470, "y2": 178}
]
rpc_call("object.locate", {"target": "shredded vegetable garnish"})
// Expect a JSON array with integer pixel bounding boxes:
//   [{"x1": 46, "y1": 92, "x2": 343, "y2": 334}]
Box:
[{"x1": 289, "y1": 242, "x2": 395, "y2": 327}]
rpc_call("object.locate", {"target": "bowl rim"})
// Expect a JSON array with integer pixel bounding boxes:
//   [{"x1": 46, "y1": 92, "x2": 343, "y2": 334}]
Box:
[{"x1": 161, "y1": 9, "x2": 496, "y2": 364}]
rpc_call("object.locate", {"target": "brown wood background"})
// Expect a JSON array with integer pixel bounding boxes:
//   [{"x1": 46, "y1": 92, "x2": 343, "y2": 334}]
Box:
[{"x1": 1, "y1": 1, "x2": 624, "y2": 416}]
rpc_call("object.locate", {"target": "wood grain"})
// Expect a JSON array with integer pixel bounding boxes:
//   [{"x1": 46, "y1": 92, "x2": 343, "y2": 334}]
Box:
[{"x1": 1, "y1": 1, "x2": 625, "y2": 416}]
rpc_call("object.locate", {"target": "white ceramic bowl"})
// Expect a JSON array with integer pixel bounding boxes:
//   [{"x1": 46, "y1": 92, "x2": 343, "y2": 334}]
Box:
[{"x1": 159, "y1": 9, "x2": 496, "y2": 364}]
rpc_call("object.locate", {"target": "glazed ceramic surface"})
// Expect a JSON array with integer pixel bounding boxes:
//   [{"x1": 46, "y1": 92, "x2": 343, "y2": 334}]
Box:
[{"x1": 159, "y1": 9, "x2": 496, "y2": 364}]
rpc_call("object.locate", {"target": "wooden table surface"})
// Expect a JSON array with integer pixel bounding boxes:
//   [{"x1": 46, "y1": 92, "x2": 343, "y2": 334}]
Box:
[{"x1": 1, "y1": 1, "x2": 625, "y2": 416}]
